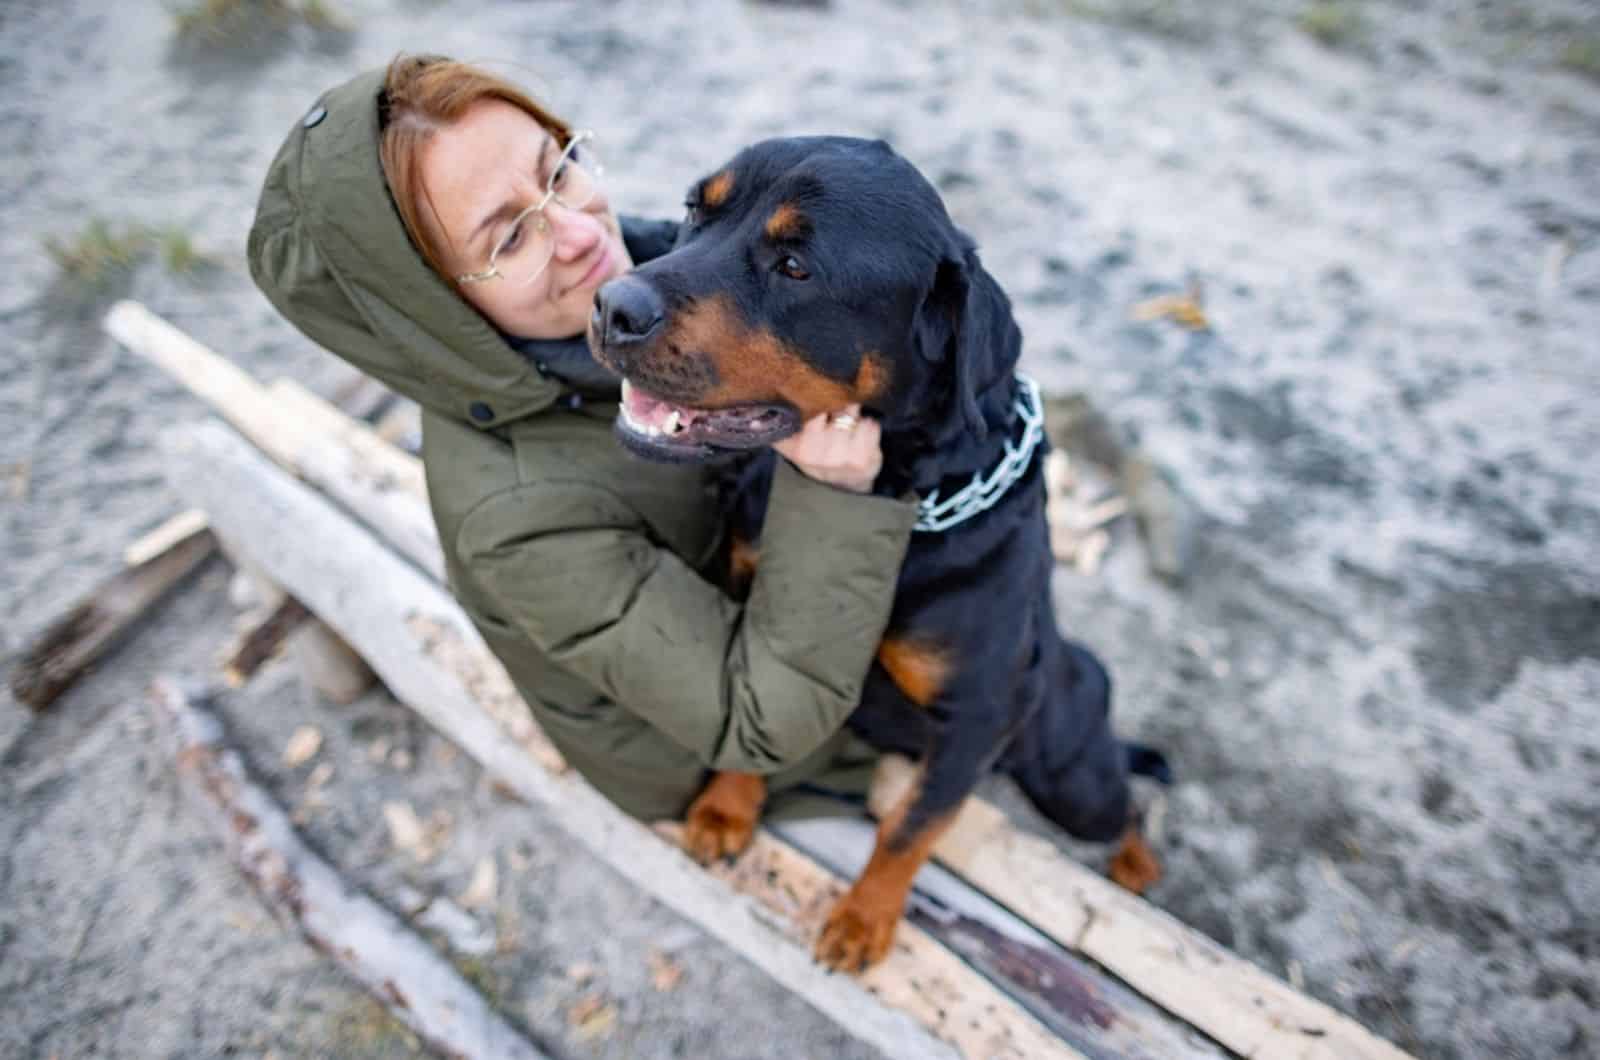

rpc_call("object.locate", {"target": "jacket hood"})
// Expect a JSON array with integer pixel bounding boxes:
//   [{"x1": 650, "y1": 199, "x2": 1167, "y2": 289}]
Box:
[{"x1": 247, "y1": 67, "x2": 676, "y2": 428}]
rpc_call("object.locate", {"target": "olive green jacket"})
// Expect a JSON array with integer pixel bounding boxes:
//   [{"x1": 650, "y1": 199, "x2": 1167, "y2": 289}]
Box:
[{"x1": 247, "y1": 68, "x2": 915, "y2": 820}]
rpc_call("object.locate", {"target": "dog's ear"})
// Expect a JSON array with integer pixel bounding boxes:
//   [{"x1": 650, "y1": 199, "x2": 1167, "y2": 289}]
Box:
[{"x1": 913, "y1": 254, "x2": 987, "y2": 441}]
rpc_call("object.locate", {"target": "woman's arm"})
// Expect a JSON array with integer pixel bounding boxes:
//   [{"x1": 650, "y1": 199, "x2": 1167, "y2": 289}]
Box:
[{"x1": 457, "y1": 457, "x2": 915, "y2": 774}]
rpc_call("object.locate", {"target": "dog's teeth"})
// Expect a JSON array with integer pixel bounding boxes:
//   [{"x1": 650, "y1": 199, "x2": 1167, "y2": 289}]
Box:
[{"x1": 665, "y1": 410, "x2": 681, "y2": 434}]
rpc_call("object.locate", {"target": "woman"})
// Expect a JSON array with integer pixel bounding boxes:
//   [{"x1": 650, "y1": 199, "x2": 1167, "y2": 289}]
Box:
[{"x1": 248, "y1": 55, "x2": 915, "y2": 823}]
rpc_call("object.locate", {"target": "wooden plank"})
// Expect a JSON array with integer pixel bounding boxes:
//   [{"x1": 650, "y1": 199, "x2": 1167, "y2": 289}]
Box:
[
  {"x1": 106, "y1": 301, "x2": 301, "y2": 469},
  {"x1": 158, "y1": 419, "x2": 966, "y2": 1060},
  {"x1": 774, "y1": 817, "x2": 1225, "y2": 1060},
  {"x1": 10, "y1": 529, "x2": 217, "y2": 710},
  {"x1": 263, "y1": 378, "x2": 441, "y2": 581},
  {"x1": 870, "y1": 758, "x2": 1416, "y2": 1060},
  {"x1": 105, "y1": 301, "x2": 442, "y2": 583},
  {"x1": 148, "y1": 678, "x2": 549, "y2": 1060},
  {"x1": 124, "y1": 508, "x2": 209, "y2": 567},
  {"x1": 658, "y1": 822, "x2": 1081, "y2": 1060}
]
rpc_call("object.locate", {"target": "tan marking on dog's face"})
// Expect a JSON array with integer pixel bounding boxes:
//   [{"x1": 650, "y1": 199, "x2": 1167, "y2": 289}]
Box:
[
  {"x1": 701, "y1": 170, "x2": 735, "y2": 209},
  {"x1": 764, "y1": 202, "x2": 808, "y2": 240},
  {"x1": 662, "y1": 296, "x2": 890, "y2": 421},
  {"x1": 876, "y1": 636, "x2": 951, "y2": 708}
]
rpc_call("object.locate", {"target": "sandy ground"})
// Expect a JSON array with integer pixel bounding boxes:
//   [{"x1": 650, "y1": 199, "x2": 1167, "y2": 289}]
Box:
[{"x1": 3, "y1": 1, "x2": 1598, "y2": 1057}]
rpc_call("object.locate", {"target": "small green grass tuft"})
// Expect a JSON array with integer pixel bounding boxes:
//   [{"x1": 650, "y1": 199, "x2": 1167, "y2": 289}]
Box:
[
  {"x1": 44, "y1": 219, "x2": 214, "y2": 289},
  {"x1": 328, "y1": 996, "x2": 422, "y2": 1057},
  {"x1": 298, "y1": 0, "x2": 350, "y2": 32},
  {"x1": 157, "y1": 227, "x2": 210, "y2": 273},
  {"x1": 1058, "y1": 0, "x2": 1215, "y2": 43},
  {"x1": 169, "y1": 0, "x2": 349, "y2": 43},
  {"x1": 449, "y1": 954, "x2": 505, "y2": 1004},
  {"x1": 43, "y1": 220, "x2": 151, "y2": 286},
  {"x1": 1296, "y1": 2, "x2": 1367, "y2": 49},
  {"x1": 1558, "y1": 34, "x2": 1600, "y2": 82}
]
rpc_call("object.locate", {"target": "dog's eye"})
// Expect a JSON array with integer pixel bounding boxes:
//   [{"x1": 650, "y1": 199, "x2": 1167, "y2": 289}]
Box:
[{"x1": 778, "y1": 256, "x2": 810, "y2": 281}]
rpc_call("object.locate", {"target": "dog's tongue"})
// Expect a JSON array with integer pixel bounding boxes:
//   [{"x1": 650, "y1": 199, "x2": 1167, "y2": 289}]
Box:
[{"x1": 620, "y1": 380, "x2": 706, "y2": 436}]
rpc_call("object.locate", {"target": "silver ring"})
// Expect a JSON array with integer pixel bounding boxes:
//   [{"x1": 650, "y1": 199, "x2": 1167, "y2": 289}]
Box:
[{"x1": 829, "y1": 413, "x2": 859, "y2": 432}]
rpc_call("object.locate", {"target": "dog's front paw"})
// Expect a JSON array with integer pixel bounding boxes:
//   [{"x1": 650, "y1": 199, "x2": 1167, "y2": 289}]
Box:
[
  {"x1": 682, "y1": 800, "x2": 757, "y2": 865},
  {"x1": 814, "y1": 887, "x2": 900, "y2": 973},
  {"x1": 680, "y1": 771, "x2": 765, "y2": 865}
]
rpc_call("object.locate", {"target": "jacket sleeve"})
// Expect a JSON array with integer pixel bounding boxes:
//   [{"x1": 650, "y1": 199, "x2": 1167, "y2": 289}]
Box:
[{"x1": 457, "y1": 458, "x2": 916, "y2": 774}]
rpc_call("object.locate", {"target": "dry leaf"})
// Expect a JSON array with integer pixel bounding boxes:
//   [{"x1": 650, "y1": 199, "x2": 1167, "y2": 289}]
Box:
[
  {"x1": 568, "y1": 993, "x2": 617, "y2": 1041},
  {"x1": 457, "y1": 856, "x2": 498, "y2": 911},
  {"x1": 282, "y1": 725, "x2": 323, "y2": 768},
  {"x1": 647, "y1": 948, "x2": 684, "y2": 992},
  {"x1": 488, "y1": 778, "x2": 528, "y2": 805},
  {"x1": 383, "y1": 801, "x2": 427, "y2": 856},
  {"x1": 305, "y1": 761, "x2": 334, "y2": 790},
  {"x1": 565, "y1": 961, "x2": 597, "y2": 985},
  {"x1": 1131, "y1": 289, "x2": 1210, "y2": 330}
]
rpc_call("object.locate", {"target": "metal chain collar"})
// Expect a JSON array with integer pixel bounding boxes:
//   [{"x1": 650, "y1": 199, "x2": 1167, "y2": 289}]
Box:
[{"x1": 914, "y1": 372, "x2": 1045, "y2": 533}]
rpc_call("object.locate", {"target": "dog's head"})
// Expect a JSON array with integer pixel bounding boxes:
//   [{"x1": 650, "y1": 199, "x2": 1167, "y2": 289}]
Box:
[{"x1": 588, "y1": 136, "x2": 1010, "y2": 462}]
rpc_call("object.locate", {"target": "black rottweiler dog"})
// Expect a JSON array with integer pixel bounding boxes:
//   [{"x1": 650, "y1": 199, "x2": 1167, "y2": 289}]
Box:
[{"x1": 589, "y1": 136, "x2": 1169, "y2": 972}]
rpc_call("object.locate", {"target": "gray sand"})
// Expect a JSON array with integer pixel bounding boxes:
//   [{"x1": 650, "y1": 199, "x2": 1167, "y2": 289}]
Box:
[{"x1": 3, "y1": 2, "x2": 1597, "y2": 1057}]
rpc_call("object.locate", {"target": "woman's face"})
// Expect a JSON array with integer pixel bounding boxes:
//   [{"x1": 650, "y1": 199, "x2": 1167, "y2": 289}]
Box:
[{"x1": 417, "y1": 99, "x2": 632, "y2": 339}]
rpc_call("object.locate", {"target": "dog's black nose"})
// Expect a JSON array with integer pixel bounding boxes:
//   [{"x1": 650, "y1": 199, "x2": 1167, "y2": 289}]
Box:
[{"x1": 593, "y1": 277, "x2": 664, "y2": 349}]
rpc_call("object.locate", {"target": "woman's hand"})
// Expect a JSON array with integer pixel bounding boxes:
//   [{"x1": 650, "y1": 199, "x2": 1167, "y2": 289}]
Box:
[{"x1": 773, "y1": 404, "x2": 882, "y2": 494}]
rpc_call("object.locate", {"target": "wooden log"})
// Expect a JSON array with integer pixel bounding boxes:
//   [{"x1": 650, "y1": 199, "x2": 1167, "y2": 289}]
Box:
[
  {"x1": 105, "y1": 301, "x2": 441, "y2": 582},
  {"x1": 223, "y1": 595, "x2": 312, "y2": 686},
  {"x1": 264, "y1": 378, "x2": 441, "y2": 582},
  {"x1": 159, "y1": 419, "x2": 965, "y2": 1060},
  {"x1": 870, "y1": 757, "x2": 1416, "y2": 1060},
  {"x1": 10, "y1": 529, "x2": 217, "y2": 710},
  {"x1": 106, "y1": 301, "x2": 301, "y2": 469},
  {"x1": 147, "y1": 678, "x2": 548, "y2": 1060}
]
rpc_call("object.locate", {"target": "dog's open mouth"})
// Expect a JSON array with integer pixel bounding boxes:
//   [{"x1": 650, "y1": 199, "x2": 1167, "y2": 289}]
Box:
[{"x1": 616, "y1": 379, "x2": 801, "y2": 461}]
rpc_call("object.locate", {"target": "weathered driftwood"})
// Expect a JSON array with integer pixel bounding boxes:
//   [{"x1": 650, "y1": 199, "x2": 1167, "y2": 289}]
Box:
[
  {"x1": 148, "y1": 678, "x2": 547, "y2": 1060},
  {"x1": 223, "y1": 595, "x2": 312, "y2": 686},
  {"x1": 159, "y1": 419, "x2": 963, "y2": 1060},
  {"x1": 265, "y1": 378, "x2": 442, "y2": 582},
  {"x1": 871, "y1": 758, "x2": 1415, "y2": 1060},
  {"x1": 10, "y1": 528, "x2": 217, "y2": 709}
]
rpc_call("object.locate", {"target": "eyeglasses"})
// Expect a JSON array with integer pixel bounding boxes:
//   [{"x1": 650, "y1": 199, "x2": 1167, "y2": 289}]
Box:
[{"x1": 456, "y1": 130, "x2": 605, "y2": 288}]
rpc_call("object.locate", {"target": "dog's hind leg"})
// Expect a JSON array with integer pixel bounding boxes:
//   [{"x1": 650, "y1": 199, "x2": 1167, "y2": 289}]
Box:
[{"x1": 1002, "y1": 639, "x2": 1165, "y2": 892}]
